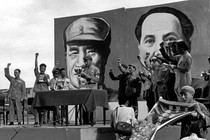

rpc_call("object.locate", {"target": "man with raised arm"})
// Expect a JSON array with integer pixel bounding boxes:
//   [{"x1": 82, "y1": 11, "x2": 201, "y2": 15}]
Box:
[
  {"x1": 4, "y1": 63, "x2": 26, "y2": 125},
  {"x1": 32, "y1": 53, "x2": 50, "y2": 125}
]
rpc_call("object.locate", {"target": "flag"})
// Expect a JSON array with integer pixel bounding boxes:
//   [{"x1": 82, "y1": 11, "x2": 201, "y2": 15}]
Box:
[{"x1": 130, "y1": 98, "x2": 196, "y2": 140}]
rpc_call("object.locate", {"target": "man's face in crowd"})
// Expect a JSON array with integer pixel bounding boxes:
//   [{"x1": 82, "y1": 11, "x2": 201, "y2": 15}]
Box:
[
  {"x1": 14, "y1": 70, "x2": 20, "y2": 78},
  {"x1": 66, "y1": 43, "x2": 102, "y2": 88},
  {"x1": 60, "y1": 69, "x2": 66, "y2": 78},
  {"x1": 138, "y1": 13, "x2": 185, "y2": 64},
  {"x1": 53, "y1": 71, "x2": 60, "y2": 78},
  {"x1": 128, "y1": 66, "x2": 135, "y2": 74}
]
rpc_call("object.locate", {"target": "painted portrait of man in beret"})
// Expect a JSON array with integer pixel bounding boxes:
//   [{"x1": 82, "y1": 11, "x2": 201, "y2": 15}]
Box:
[{"x1": 63, "y1": 17, "x2": 111, "y2": 91}]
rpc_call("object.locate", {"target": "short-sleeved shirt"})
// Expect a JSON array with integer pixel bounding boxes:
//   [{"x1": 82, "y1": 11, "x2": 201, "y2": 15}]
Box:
[
  {"x1": 110, "y1": 105, "x2": 137, "y2": 140},
  {"x1": 33, "y1": 67, "x2": 50, "y2": 92}
]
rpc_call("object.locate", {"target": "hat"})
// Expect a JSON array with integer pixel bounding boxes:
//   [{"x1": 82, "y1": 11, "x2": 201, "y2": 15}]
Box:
[
  {"x1": 65, "y1": 17, "x2": 111, "y2": 43},
  {"x1": 83, "y1": 55, "x2": 92, "y2": 61},
  {"x1": 150, "y1": 56, "x2": 157, "y2": 61},
  {"x1": 180, "y1": 86, "x2": 195, "y2": 95},
  {"x1": 128, "y1": 64, "x2": 136, "y2": 70},
  {"x1": 121, "y1": 64, "x2": 128, "y2": 69},
  {"x1": 52, "y1": 68, "x2": 60, "y2": 74}
]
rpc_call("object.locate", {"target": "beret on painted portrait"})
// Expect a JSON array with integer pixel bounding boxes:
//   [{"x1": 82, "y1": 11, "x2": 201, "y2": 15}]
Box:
[{"x1": 64, "y1": 17, "x2": 111, "y2": 43}]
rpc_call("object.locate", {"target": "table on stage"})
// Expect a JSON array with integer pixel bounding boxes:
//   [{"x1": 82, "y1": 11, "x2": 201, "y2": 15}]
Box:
[{"x1": 32, "y1": 89, "x2": 109, "y2": 126}]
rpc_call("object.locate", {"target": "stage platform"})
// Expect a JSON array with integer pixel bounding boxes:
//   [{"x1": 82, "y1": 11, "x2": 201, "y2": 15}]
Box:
[
  {"x1": 0, "y1": 123, "x2": 115, "y2": 140},
  {"x1": 1, "y1": 101, "x2": 210, "y2": 140},
  {"x1": 0, "y1": 124, "x2": 210, "y2": 140}
]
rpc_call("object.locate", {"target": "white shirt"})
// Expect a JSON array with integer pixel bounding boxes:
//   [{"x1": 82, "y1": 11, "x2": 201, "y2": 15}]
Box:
[
  {"x1": 110, "y1": 105, "x2": 137, "y2": 129},
  {"x1": 181, "y1": 133, "x2": 206, "y2": 140}
]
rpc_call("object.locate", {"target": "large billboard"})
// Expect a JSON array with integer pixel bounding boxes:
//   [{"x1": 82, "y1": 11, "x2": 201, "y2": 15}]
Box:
[{"x1": 54, "y1": 0, "x2": 210, "y2": 101}]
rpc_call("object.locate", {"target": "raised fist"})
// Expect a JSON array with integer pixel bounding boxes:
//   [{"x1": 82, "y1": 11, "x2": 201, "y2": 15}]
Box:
[
  {"x1": 35, "y1": 53, "x2": 39, "y2": 57},
  {"x1": 7, "y1": 63, "x2": 11, "y2": 68}
]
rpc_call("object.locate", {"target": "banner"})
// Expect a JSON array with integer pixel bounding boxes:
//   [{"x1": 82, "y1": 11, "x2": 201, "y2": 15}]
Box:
[{"x1": 130, "y1": 98, "x2": 196, "y2": 140}]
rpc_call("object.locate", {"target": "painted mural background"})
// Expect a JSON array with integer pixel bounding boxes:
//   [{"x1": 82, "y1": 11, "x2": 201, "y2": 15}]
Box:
[{"x1": 54, "y1": 0, "x2": 210, "y2": 100}]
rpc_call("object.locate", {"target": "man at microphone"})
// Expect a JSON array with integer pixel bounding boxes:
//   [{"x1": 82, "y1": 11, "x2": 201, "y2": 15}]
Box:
[
  {"x1": 78, "y1": 55, "x2": 100, "y2": 89},
  {"x1": 76, "y1": 55, "x2": 100, "y2": 124}
]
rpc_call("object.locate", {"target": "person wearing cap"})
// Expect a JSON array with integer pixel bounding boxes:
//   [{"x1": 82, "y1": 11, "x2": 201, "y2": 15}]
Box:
[
  {"x1": 74, "y1": 55, "x2": 99, "y2": 124},
  {"x1": 167, "y1": 40, "x2": 193, "y2": 101},
  {"x1": 179, "y1": 85, "x2": 210, "y2": 139},
  {"x1": 154, "y1": 54, "x2": 172, "y2": 101},
  {"x1": 109, "y1": 62, "x2": 129, "y2": 102},
  {"x1": 125, "y1": 63, "x2": 142, "y2": 118},
  {"x1": 140, "y1": 55, "x2": 158, "y2": 111},
  {"x1": 143, "y1": 55, "x2": 162, "y2": 107},
  {"x1": 63, "y1": 17, "x2": 111, "y2": 91},
  {"x1": 109, "y1": 59, "x2": 135, "y2": 99},
  {"x1": 79, "y1": 55, "x2": 100, "y2": 89},
  {"x1": 145, "y1": 54, "x2": 169, "y2": 103},
  {"x1": 50, "y1": 68, "x2": 61, "y2": 91},
  {"x1": 49, "y1": 67, "x2": 61, "y2": 124}
]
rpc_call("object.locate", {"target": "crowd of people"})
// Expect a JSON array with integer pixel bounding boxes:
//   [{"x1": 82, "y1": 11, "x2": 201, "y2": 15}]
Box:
[
  {"x1": 4, "y1": 51, "x2": 100, "y2": 126},
  {"x1": 108, "y1": 20, "x2": 210, "y2": 139},
  {"x1": 110, "y1": 40, "x2": 210, "y2": 140},
  {"x1": 2, "y1": 5, "x2": 210, "y2": 140}
]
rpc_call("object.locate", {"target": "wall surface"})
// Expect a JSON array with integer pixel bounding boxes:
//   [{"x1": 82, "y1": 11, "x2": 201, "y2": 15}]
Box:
[{"x1": 54, "y1": 0, "x2": 210, "y2": 101}]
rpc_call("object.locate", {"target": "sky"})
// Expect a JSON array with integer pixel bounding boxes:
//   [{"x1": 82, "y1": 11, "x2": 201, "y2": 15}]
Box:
[{"x1": 0, "y1": 0, "x2": 185, "y2": 89}]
